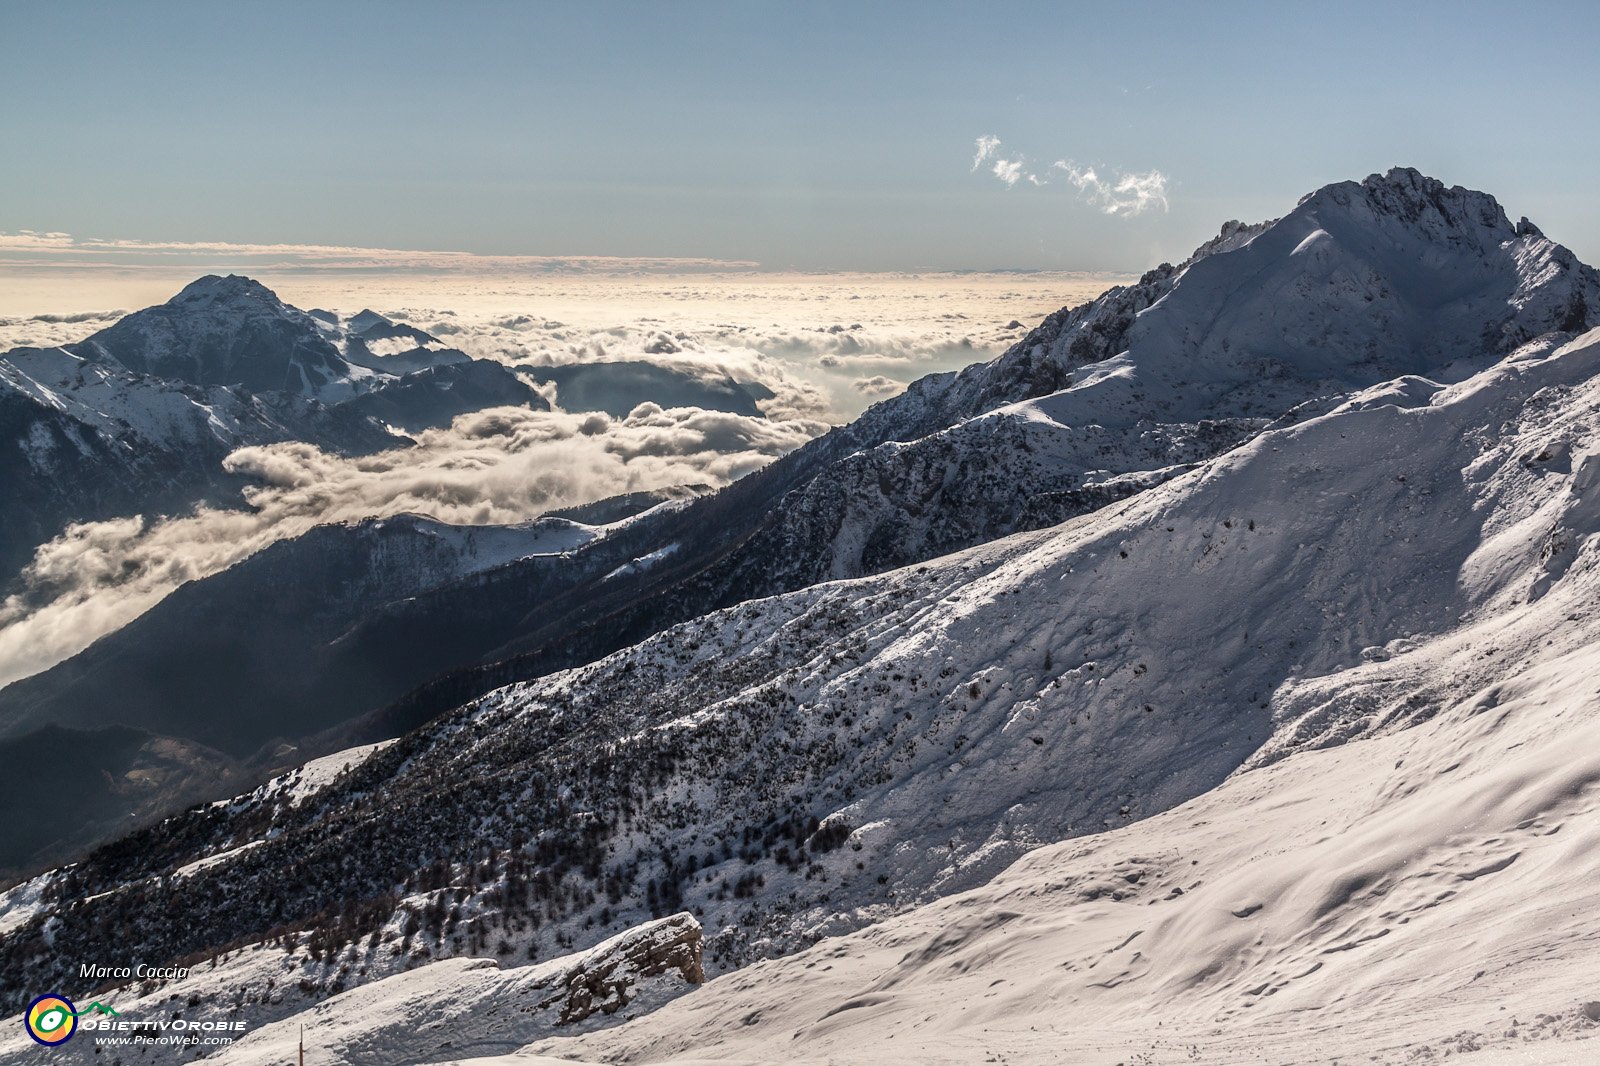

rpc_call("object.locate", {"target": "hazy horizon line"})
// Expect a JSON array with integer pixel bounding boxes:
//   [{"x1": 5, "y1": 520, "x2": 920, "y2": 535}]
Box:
[{"x1": 0, "y1": 230, "x2": 1139, "y2": 281}]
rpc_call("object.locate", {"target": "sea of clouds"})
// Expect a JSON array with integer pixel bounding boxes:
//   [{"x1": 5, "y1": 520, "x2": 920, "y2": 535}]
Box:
[
  {"x1": 0, "y1": 403, "x2": 822, "y2": 686},
  {"x1": 0, "y1": 270, "x2": 1125, "y2": 686}
]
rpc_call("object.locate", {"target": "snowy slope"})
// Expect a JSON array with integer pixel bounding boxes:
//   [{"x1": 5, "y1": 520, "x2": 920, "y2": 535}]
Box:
[
  {"x1": 0, "y1": 343, "x2": 393, "y2": 456},
  {"x1": 851, "y1": 167, "x2": 1595, "y2": 446},
  {"x1": 421, "y1": 168, "x2": 1599, "y2": 700},
  {"x1": 521, "y1": 583, "x2": 1600, "y2": 1065},
  {"x1": 187, "y1": 580, "x2": 1600, "y2": 1065},
  {"x1": 212, "y1": 914, "x2": 704, "y2": 1066},
  {"x1": 0, "y1": 911, "x2": 703, "y2": 1066},
  {"x1": 718, "y1": 167, "x2": 1598, "y2": 589}
]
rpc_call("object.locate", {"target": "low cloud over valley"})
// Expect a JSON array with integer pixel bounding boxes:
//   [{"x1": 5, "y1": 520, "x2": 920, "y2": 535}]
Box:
[{"x1": 0, "y1": 270, "x2": 1124, "y2": 686}]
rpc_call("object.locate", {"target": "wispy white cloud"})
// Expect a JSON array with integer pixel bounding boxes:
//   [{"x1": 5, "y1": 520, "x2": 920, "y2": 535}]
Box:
[
  {"x1": 851, "y1": 375, "x2": 902, "y2": 397},
  {"x1": 971, "y1": 135, "x2": 1001, "y2": 171},
  {"x1": 973, "y1": 138, "x2": 1044, "y2": 188},
  {"x1": 970, "y1": 138, "x2": 1170, "y2": 215},
  {"x1": 991, "y1": 158, "x2": 1026, "y2": 187},
  {"x1": 1051, "y1": 161, "x2": 1169, "y2": 215},
  {"x1": 0, "y1": 230, "x2": 76, "y2": 250}
]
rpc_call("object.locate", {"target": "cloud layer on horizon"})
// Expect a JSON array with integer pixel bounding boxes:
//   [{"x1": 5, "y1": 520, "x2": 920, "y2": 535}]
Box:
[{"x1": 0, "y1": 230, "x2": 761, "y2": 275}]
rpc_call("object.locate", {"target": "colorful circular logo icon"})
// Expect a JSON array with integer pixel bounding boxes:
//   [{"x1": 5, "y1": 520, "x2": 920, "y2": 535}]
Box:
[{"x1": 25, "y1": 994, "x2": 78, "y2": 1046}]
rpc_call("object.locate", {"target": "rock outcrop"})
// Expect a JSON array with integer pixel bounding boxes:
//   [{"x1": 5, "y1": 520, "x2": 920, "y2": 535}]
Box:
[{"x1": 539, "y1": 911, "x2": 705, "y2": 1025}]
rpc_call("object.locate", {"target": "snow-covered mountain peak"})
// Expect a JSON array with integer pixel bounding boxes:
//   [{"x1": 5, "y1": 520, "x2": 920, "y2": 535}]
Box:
[
  {"x1": 1105, "y1": 172, "x2": 1588, "y2": 381},
  {"x1": 170, "y1": 273, "x2": 289, "y2": 309},
  {"x1": 1300, "y1": 166, "x2": 1509, "y2": 232},
  {"x1": 1173, "y1": 169, "x2": 1521, "y2": 288},
  {"x1": 845, "y1": 171, "x2": 1597, "y2": 455},
  {"x1": 346, "y1": 308, "x2": 391, "y2": 334},
  {"x1": 1178, "y1": 216, "x2": 1277, "y2": 266},
  {"x1": 1135, "y1": 167, "x2": 1599, "y2": 376},
  {"x1": 74, "y1": 274, "x2": 354, "y2": 396}
]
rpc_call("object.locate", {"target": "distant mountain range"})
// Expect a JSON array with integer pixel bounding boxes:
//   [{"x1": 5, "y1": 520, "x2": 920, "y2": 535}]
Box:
[
  {"x1": 0, "y1": 277, "x2": 526, "y2": 580},
  {"x1": 0, "y1": 276, "x2": 780, "y2": 591}
]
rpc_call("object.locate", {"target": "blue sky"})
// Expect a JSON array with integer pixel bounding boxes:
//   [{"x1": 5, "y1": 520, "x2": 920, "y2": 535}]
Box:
[{"x1": 3, "y1": 0, "x2": 1597, "y2": 271}]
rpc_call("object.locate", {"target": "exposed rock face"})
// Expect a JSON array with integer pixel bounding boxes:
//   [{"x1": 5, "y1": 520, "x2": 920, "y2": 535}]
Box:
[{"x1": 540, "y1": 911, "x2": 705, "y2": 1025}]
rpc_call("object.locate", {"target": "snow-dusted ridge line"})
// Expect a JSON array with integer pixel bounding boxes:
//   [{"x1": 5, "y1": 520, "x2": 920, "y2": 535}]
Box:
[{"x1": 209, "y1": 913, "x2": 704, "y2": 1065}]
